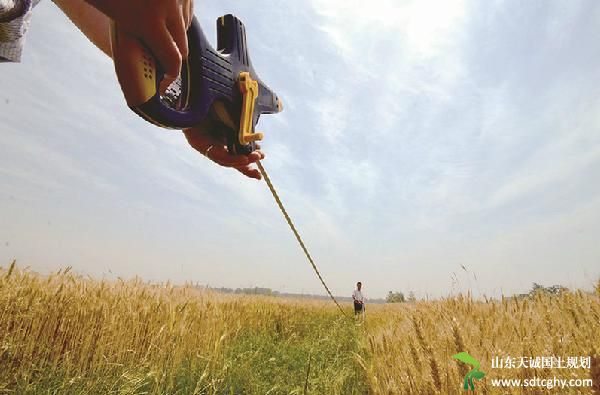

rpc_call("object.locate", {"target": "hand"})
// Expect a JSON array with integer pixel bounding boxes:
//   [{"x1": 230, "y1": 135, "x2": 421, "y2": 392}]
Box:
[
  {"x1": 183, "y1": 123, "x2": 265, "y2": 180},
  {"x1": 86, "y1": 0, "x2": 193, "y2": 78}
]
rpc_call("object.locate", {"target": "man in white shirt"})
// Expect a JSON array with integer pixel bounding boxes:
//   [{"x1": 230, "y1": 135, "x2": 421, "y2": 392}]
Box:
[{"x1": 352, "y1": 281, "x2": 365, "y2": 316}]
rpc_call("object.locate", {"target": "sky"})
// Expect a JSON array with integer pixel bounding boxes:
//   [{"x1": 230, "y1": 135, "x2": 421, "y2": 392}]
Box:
[{"x1": 1, "y1": 0, "x2": 599, "y2": 299}]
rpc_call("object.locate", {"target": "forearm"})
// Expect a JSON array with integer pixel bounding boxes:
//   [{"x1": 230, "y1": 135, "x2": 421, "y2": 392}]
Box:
[{"x1": 52, "y1": 0, "x2": 111, "y2": 57}]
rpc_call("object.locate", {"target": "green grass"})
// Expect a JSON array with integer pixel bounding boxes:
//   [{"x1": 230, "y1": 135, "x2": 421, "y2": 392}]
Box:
[
  {"x1": 4, "y1": 265, "x2": 597, "y2": 394},
  {"x1": 0, "y1": 265, "x2": 368, "y2": 394},
  {"x1": 221, "y1": 314, "x2": 367, "y2": 394},
  {"x1": 2, "y1": 317, "x2": 368, "y2": 395}
]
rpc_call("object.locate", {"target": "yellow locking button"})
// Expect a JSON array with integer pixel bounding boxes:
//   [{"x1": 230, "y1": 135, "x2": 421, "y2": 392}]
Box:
[{"x1": 238, "y1": 72, "x2": 264, "y2": 145}]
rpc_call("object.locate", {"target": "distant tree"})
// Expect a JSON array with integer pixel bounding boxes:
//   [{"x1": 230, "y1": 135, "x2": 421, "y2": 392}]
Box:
[
  {"x1": 407, "y1": 291, "x2": 416, "y2": 303},
  {"x1": 529, "y1": 283, "x2": 568, "y2": 297},
  {"x1": 386, "y1": 291, "x2": 405, "y2": 303}
]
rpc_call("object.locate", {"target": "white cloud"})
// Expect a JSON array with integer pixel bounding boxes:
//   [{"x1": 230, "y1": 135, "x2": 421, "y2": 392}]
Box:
[
  {"x1": 487, "y1": 143, "x2": 600, "y2": 209},
  {"x1": 1, "y1": 0, "x2": 599, "y2": 298},
  {"x1": 310, "y1": 0, "x2": 468, "y2": 62}
]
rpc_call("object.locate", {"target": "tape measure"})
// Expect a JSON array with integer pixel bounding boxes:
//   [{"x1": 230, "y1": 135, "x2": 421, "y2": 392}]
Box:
[{"x1": 111, "y1": 14, "x2": 347, "y2": 317}]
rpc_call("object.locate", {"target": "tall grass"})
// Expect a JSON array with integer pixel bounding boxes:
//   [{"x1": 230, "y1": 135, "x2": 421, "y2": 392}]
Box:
[
  {"x1": 364, "y1": 292, "x2": 600, "y2": 394},
  {"x1": 0, "y1": 262, "x2": 367, "y2": 394},
  {"x1": 1, "y1": 262, "x2": 598, "y2": 394}
]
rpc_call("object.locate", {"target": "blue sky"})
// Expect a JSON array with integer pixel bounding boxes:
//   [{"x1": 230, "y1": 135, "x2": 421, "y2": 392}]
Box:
[{"x1": 1, "y1": 0, "x2": 599, "y2": 299}]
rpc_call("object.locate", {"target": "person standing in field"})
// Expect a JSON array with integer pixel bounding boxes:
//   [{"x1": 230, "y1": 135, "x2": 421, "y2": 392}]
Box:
[{"x1": 352, "y1": 281, "x2": 365, "y2": 316}]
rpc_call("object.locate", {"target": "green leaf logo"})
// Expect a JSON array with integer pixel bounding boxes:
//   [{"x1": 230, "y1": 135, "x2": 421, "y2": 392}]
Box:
[{"x1": 452, "y1": 352, "x2": 486, "y2": 391}]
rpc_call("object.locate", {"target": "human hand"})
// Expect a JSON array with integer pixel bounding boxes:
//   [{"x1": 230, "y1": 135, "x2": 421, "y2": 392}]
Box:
[
  {"x1": 86, "y1": 0, "x2": 193, "y2": 79},
  {"x1": 183, "y1": 122, "x2": 265, "y2": 180}
]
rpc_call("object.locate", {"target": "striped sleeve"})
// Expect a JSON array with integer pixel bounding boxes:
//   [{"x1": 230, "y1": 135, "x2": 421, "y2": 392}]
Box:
[{"x1": 0, "y1": 0, "x2": 41, "y2": 63}]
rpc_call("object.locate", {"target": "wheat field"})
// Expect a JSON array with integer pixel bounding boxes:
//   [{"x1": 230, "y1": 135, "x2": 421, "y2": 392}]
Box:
[{"x1": 1, "y1": 261, "x2": 598, "y2": 394}]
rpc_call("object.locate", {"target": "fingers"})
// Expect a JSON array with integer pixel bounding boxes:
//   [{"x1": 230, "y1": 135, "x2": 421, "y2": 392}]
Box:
[
  {"x1": 167, "y1": 1, "x2": 189, "y2": 60},
  {"x1": 181, "y1": 0, "x2": 194, "y2": 29},
  {"x1": 206, "y1": 146, "x2": 264, "y2": 180},
  {"x1": 159, "y1": 74, "x2": 177, "y2": 95},
  {"x1": 205, "y1": 145, "x2": 263, "y2": 168},
  {"x1": 254, "y1": 150, "x2": 266, "y2": 160},
  {"x1": 183, "y1": 128, "x2": 264, "y2": 180},
  {"x1": 235, "y1": 166, "x2": 262, "y2": 180},
  {"x1": 147, "y1": 24, "x2": 182, "y2": 78}
]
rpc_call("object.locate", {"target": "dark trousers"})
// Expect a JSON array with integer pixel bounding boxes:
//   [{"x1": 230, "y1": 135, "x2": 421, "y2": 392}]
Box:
[{"x1": 354, "y1": 301, "x2": 363, "y2": 315}]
